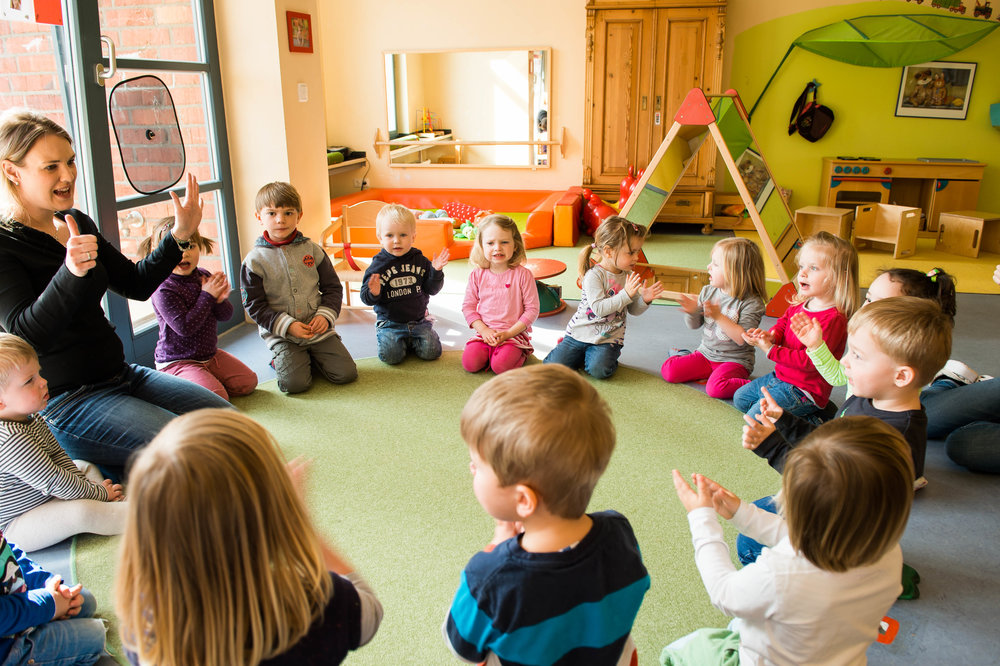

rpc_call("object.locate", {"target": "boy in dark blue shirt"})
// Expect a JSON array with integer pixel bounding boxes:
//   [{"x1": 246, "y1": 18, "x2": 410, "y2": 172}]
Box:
[
  {"x1": 445, "y1": 365, "x2": 650, "y2": 665},
  {"x1": 360, "y1": 204, "x2": 449, "y2": 365}
]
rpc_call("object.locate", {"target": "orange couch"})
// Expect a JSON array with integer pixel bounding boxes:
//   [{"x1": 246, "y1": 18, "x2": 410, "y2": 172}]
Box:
[{"x1": 329, "y1": 188, "x2": 560, "y2": 259}]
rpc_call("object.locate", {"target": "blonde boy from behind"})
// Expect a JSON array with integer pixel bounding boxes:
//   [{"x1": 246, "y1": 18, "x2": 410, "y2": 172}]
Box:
[
  {"x1": 445, "y1": 364, "x2": 650, "y2": 666},
  {"x1": 744, "y1": 296, "x2": 950, "y2": 485}
]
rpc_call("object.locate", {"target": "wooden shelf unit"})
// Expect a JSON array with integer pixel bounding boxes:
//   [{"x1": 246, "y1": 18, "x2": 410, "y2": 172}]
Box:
[{"x1": 818, "y1": 158, "x2": 985, "y2": 235}]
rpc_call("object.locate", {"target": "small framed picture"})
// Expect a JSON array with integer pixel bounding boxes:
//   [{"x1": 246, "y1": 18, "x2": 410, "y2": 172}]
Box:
[
  {"x1": 286, "y1": 11, "x2": 313, "y2": 54},
  {"x1": 895, "y1": 61, "x2": 976, "y2": 120}
]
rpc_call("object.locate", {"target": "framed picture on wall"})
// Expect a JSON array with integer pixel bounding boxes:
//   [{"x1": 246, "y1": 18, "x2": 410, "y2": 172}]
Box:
[
  {"x1": 286, "y1": 11, "x2": 313, "y2": 53},
  {"x1": 895, "y1": 61, "x2": 976, "y2": 120}
]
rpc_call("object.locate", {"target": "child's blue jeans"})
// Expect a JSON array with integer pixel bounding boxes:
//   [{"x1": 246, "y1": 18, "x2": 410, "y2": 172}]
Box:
[
  {"x1": 1, "y1": 588, "x2": 105, "y2": 665},
  {"x1": 732, "y1": 372, "x2": 822, "y2": 424},
  {"x1": 736, "y1": 495, "x2": 778, "y2": 565},
  {"x1": 375, "y1": 319, "x2": 441, "y2": 365},
  {"x1": 543, "y1": 335, "x2": 621, "y2": 379}
]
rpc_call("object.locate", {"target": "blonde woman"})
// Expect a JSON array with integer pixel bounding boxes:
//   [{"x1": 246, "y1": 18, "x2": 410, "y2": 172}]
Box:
[
  {"x1": 0, "y1": 110, "x2": 230, "y2": 477},
  {"x1": 116, "y1": 409, "x2": 382, "y2": 665}
]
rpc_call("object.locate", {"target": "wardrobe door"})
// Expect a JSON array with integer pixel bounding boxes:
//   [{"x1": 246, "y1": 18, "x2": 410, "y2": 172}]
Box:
[
  {"x1": 585, "y1": 8, "x2": 655, "y2": 189},
  {"x1": 653, "y1": 6, "x2": 724, "y2": 190}
]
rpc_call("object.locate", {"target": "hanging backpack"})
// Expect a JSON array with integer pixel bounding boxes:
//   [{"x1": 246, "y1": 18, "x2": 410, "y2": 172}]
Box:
[{"x1": 788, "y1": 81, "x2": 834, "y2": 142}]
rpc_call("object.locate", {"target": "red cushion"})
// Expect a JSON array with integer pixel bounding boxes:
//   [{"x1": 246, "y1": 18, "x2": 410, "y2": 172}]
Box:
[{"x1": 443, "y1": 201, "x2": 485, "y2": 223}]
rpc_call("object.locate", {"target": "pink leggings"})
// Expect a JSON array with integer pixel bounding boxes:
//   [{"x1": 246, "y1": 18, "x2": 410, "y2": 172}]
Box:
[
  {"x1": 161, "y1": 349, "x2": 258, "y2": 401},
  {"x1": 462, "y1": 340, "x2": 529, "y2": 375},
  {"x1": 660, "y1": 350, "x2": 749, "y2": 399}
]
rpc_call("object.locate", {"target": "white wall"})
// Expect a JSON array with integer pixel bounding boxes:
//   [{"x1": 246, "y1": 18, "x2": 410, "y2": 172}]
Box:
[
  {"x1": 317, "y1": 0, "x2": 586, "y2": 191},
  {"x1": 215, "y1": 0, "x2": 330, "y2": 245}
]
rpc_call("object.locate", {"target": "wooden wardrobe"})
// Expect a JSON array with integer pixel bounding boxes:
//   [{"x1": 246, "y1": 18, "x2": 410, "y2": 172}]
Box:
[{"x1": 584, "y1": 0, "x2": 726, "y2": 229}]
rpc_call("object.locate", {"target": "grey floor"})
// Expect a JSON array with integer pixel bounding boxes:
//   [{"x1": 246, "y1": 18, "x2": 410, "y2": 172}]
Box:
[{"x1": 32, "y1": 264, "x2": 998, "y2": 663}]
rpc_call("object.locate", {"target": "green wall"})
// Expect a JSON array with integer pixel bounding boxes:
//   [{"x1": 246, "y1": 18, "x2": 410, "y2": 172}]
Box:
[{"x1": 728, "y1": 2, "x2": 1000, "y2": 214}]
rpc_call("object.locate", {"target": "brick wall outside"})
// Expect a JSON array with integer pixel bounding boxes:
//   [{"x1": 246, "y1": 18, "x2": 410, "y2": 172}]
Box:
[{"x1": 1, "y1": 0, "x2": 224, "y2": 274}]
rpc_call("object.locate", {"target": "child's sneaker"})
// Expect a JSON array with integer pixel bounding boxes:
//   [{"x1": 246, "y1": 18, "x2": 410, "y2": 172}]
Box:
[
  {"x1": 913, "y1": 476, "x2": 928, "y2": 491},
  {"x1": 935, "y1": 359, "x2": 979, "y2": 385}
]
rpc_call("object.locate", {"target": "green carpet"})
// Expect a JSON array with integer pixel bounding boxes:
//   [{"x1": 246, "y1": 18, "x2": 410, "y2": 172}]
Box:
[{"x1": 74, "y1": 353, "x2": 780, "y2": 664}]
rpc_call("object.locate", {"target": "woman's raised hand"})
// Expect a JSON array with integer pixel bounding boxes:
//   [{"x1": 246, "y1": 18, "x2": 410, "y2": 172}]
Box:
[
  {"x1": 169, "y1": 173, "x2": 204, "y2": 241},
  {"x1": 63, "y1": 215, "x2": 98, "y2": 277}
]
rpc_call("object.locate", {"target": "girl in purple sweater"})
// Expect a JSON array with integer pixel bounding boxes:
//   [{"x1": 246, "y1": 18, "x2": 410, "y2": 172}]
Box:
[{"x1": 139, "y1": 217, "x2": 256, "y2": 400}]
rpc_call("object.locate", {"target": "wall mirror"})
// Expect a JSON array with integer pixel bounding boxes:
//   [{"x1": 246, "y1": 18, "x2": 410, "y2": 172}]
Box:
[{"x1": 381, "y1": 47, "x2": 551, "y2": 168}]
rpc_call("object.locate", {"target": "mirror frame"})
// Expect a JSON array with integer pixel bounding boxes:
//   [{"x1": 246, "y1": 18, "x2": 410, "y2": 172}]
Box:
[{"x1": 380, "y1": 47, "x2": 553, "y2": 169}]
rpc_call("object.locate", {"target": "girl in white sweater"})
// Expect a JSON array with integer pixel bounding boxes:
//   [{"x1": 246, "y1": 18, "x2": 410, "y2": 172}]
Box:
[{"x1": 666, "y1": 416, "x2": 913, "y2": 665}]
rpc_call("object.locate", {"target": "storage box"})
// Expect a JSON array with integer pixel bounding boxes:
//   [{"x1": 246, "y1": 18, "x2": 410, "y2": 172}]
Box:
[{"x1": 794, "y1": 206, "x2": 853, "y2": 240}]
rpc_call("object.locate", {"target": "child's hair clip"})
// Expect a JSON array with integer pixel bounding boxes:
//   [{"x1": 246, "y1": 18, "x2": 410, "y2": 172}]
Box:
[{"x1": 926, "y1": 267, "x2": 940, "y2": 282}]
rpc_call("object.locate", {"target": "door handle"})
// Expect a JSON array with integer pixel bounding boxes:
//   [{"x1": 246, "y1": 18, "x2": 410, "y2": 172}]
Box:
[{"x1": 95, "y1": 36, "x2": 117, "y2": 86}]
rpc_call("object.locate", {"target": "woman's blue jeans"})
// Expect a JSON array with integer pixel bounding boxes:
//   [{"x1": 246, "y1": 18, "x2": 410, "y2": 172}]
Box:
[
  {"x1": 922, "y1": 377, "x2": 1000, "y2": 474},
  {"x1": 732, "y1": 372, "x2": 822, "y2": 424},
  {"x1": 41, "y1": 363, "x2": 232, "y2": 475},
  {"x1": 543, "y1": 335, "x2": 622, "y2": 379},
  {"x1": 1, "y1": 588, "x2": 105, "y2": 665}
]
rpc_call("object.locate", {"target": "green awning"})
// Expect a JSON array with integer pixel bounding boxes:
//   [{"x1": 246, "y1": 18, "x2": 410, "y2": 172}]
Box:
[{"x1": 749, "y1": 14, "x2": 998, "y2": 118}]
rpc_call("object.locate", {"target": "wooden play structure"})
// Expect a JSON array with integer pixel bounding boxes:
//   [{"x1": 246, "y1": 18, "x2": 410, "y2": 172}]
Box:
[{"x1": 619, "y1": 88, "x2": 803, "y2": 315}]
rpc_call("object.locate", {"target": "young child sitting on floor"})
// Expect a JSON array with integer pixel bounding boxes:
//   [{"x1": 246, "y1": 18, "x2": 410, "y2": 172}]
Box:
[
  {"x1": 734, "y1": 231, "x2": 859, "y2": 424},
  {"x1": 661, "y1": 237, "x2": 767, "y2": 399},
  {"x1": 666, "y1": 416, "x2": 913, "y2": 666},
  {"x1": 460, "y1": 214, "x2": 539, "y2": 374},
  {"x1": 116, "y1": 410, "x2": 382, "y2": 665},
  {"x1": 743, "y1": 297, "x2": 950, "y2": 485},
  {"x1": 360, "y1": 203, "x2": 449, "y2": 364},
  {"x1": 140, "y1": 216, "x2": 257, "y2": 400},
  {"x1": 544, "y1": 215, "x2": 663, "y2": 379},
  {"x1": 241, "y1": 182, "x2": 357, "y2": 394},
  {"x1": 445, "y1": 364, "x2": 650, "y2": 665},
  {"x1": 1, "y1": 530, "x2": 108, "y2": 665},
  {"x1": 0, "y1": 333, "x2": 125, "y2": 552}
]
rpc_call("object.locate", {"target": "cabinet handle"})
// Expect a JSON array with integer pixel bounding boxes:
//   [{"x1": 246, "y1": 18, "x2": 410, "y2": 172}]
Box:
[
  {"x1": 674, "y1": 200, "x2": 691, "y2": 207},
  {"x1": 641, "y1": 96, "x2": 647, "y2": 111},
  {"x1": 656, "y1": 95, "x2": 661, "y2": 111}
]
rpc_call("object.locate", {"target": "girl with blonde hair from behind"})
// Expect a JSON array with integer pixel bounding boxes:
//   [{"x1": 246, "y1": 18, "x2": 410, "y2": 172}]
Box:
[
  {"x1": 115, "y1": 409, "x2": 382, "y2": 666},
  {"x1": 666, "y1": 416, "x2": 913, "y2": 665},
  {"x1": 661, "y1": 237, "x2": 767, "y2": 399}
]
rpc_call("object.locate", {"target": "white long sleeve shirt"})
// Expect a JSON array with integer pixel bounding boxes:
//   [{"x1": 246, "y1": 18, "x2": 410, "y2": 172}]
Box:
[{"x1": 687, "y1": 503, "x2": 902, "y2": 665}]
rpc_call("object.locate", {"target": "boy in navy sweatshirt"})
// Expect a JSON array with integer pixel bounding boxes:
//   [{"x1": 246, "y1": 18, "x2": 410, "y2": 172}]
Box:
[{"x1": 360, "y1": 204, "x2": 449, "y2": 364}]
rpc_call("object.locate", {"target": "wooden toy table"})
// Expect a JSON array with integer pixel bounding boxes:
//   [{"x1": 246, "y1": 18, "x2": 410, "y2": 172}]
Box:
[{"x1": 525, "y1": 258, "x2": 567, "y2": 317}]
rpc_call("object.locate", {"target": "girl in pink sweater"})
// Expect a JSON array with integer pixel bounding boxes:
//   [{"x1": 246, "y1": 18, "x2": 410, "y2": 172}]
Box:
[{"x1": 461, "y1": 215, "x2": 540, "y2": 374}]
